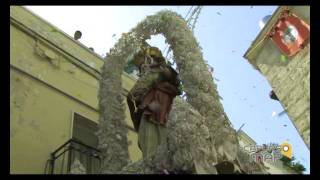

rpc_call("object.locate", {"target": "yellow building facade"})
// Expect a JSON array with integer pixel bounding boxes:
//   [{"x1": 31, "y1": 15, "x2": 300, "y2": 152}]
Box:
[{"x1": 10, "y1": 6, "x2": 142, "y2": 174}]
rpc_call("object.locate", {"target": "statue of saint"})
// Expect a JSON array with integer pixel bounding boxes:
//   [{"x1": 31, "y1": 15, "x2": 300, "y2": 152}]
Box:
[
  {"x1": 126, "y1": 46, "x2": 254, "y2": 174},
  {"x1": 127, "y1": 46, "x2": 182, "y2": 160}
]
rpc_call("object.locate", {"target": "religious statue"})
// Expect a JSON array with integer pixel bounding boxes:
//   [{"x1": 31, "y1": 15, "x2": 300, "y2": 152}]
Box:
[
  {"x1": 127, "y1": 46, "x2": 182, "y2": 160},
  {"x1": 99, "y1": 10, "x2": 269, "y2": 174}
]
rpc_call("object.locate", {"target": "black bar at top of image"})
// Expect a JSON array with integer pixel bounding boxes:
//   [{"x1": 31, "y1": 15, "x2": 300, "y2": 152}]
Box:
[{"x1": 8, "y1": 0, "x2": 313, "y2": 6}]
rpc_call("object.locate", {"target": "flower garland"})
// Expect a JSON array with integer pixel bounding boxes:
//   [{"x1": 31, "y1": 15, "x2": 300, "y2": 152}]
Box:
[{"x1": 98, "y1": 10, "x2": 265, "y2": 174}]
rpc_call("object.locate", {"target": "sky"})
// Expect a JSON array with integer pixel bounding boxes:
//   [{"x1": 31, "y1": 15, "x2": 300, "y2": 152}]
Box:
[{"x1": 24, "y1": 6, "x2": 310, "y2": 174}]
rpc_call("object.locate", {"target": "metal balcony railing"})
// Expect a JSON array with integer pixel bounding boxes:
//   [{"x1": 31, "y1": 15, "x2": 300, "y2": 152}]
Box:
[{"x1": 45, "y1": 139, "x2": 103, "y2": 174}]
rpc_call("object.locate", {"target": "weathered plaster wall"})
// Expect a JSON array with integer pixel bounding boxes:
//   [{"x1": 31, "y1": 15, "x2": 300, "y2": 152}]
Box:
[
  {"x1": 10, "y1": 6, "x2": 142, "y2": 174},
  {"x1": 10, "y1": 68, "x2": 99, "y2": 173}
]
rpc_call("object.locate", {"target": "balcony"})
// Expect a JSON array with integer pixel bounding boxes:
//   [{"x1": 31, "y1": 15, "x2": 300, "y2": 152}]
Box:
[{"x1": 45, "y1": 139, "x2": 103, "y2": 174}]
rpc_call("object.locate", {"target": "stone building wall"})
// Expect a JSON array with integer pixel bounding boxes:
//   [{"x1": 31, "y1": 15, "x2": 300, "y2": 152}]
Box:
[
  {"x1": 244, "y1": 6, "x2": 310, "y2": 149},
  {"x1": 256, "y1": 43, "x2": 310, "y2": 149}
]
